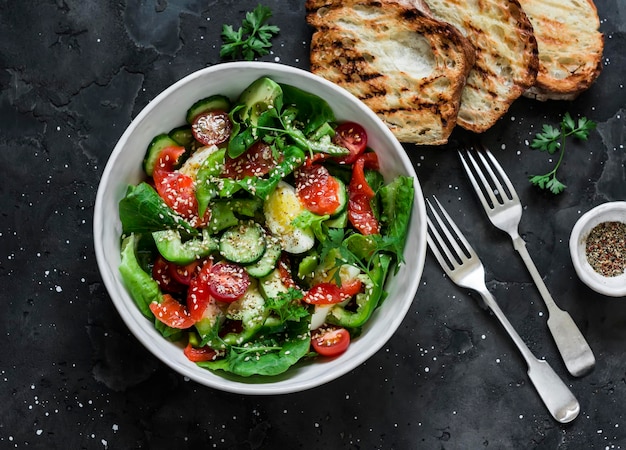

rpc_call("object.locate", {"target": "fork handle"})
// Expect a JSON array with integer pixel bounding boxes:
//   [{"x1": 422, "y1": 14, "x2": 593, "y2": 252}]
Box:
[
  {"x1": 512, "y1": 236, "x2": 596, "y2": 377},
  {"x1": 477, "y1": 288, "x2": 580, "y2": 423}
]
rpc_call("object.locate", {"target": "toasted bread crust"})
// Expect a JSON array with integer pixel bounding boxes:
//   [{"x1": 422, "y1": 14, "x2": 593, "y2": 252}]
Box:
[
  {"x1": 422, "y1": 0, "x2": 538, "y2": 133},
  {"x1": 306, "y1": 0, "x2": 475, "y2": 145},
  {"x1": 520, "y1": 0, "x2": 604, "y2": 101}
]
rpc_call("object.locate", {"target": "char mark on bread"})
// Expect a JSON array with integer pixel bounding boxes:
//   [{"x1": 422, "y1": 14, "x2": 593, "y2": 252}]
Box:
[{"x1": 306, "y1": 0, "x2": 475, "y2": 145}]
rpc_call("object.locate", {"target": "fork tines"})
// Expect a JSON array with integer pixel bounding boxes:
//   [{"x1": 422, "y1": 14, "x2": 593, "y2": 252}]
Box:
[
  {"x1": 459, "y1": 146, "x2": 519, "y2": 210},
  {"x1": 426, "y1": 197, "x2": 476, "y2": 274}
]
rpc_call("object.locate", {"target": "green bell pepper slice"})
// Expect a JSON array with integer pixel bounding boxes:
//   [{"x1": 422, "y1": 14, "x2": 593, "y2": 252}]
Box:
[{"x1": 327, "y1": 253, "x2": 392, "y2": 329}]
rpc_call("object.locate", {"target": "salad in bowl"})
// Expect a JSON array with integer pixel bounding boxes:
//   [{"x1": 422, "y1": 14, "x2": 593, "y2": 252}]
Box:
[{"x1": 94, "y1": 62, "x2": 426, "y2": 394}]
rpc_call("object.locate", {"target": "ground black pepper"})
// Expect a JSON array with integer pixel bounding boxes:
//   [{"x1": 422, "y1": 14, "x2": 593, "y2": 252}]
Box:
[{"x1": 585, "y1": 221, "x2": 626, "y2": 277}]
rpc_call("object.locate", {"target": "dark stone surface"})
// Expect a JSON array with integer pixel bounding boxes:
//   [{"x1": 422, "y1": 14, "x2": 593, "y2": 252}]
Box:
[{"x1": 1, "y1": 0, "x2": 625, "y2": 448}]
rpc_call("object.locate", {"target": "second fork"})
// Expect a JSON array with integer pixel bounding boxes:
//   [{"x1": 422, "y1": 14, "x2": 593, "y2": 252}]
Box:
[{"x1": 459, "y1": 147, "x2": 595, "y2": 377}]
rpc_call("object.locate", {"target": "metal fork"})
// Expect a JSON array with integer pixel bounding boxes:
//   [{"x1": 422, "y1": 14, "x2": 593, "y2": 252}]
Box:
[
  {"x1": 426, "y1": 197, "x2": 580, "y2": 424},
  {"x1": 458, "y1": 147, "x2": 595, "y2": 377}
]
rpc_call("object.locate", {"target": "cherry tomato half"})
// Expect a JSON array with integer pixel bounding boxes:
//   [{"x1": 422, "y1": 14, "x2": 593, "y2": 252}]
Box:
[
  {"x1": 311, "y1": 327, "x2": 351, "y2": 357},
  {"x1": 303, "y1": 278, "x2": 362, "y2": 305},
  {"x1": 191, "y1": 110, "x2": 232, "y2": 146},
  {"x1": 207, "y1": 262, "x2": 250, "y2": 303},
  {"x1": 222, "y1": 141, "x2": 280, "y2": 180},
  {"x1": 332, "y1": 122, "x2": 368, "y2": 164},
  {"x1": 149, "y1": 294, "x2": 195, "y2": 329}
]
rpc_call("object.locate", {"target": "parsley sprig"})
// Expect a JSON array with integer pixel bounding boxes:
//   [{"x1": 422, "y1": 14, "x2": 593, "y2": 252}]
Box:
[
  {"x1": 220, "y1": 5, "x2": 280, "y2": 61},
  {"x1": 529, "y1": 112, "x2": 596, "y2": 194},
  {"x1": 265, "y1": 288, "x2": 309, "y2": 322}
]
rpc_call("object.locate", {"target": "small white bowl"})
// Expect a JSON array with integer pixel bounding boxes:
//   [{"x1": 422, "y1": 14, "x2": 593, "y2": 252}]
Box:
[
  {"x1": 93, "y1": 62, "x2": 427, "y2": 394},
  {"x1": 569, "y1": 201, "x2": 626, "y2": 297}
]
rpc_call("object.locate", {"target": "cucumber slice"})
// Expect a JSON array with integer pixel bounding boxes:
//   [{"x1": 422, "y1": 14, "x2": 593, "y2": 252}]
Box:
[
  {"x1": 143, "y1": 134, "x2": 179, "y2": 176},
  {"x1": 330, "y1": 176, "x2": 348, "y2": 217},
  {"x1": 168, "y1": 125, "x2": 195, "y2": 147},
  {"x1": 246, "y1": 236, "x2": 282, "y2": 278},
  {"x1": 325, "y1": 209, "x2": 348, "y2": 228},
  {"x1": 219, "y1": 221, "x2": 266, "y2": 264},
  {"x1": 186, "y1": 95, "x2": 231, "y2": 124},
  {"x1": 259, "y1": 267, "x2": 290, "y2": 301}
]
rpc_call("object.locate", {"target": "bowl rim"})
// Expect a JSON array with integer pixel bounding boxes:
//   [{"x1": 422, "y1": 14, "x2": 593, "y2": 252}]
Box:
[
  {"x1": 569, "y1": 201, "x2": 626, "y2": 298},
  {"x1": 93, "y1": 61, "x2": 427, "y2": 394}
]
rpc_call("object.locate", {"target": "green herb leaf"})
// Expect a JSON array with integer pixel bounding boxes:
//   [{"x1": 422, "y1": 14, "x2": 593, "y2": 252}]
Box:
[
  {"x1": 528, "y1": 113, "x2": 596, "y2": 195},
  {"x1": 546, "y1": 177, "x2": 566, "y2": 195},
  {"x1": 264, "y1": 288, "x2": 309, "y2": 322},
  {"x1": 562, "y1": 112, "x2": 576, "y2": 133},
  {"x1": 573, "y1": 116, "x2": 596, "y2": 140},
  {"x1": 292, "y1": 210, "x2": 330, "y2": 242},
  {"x1": 198, "y1": 318, "x2": 311, "y2": 377},
  {"x1": 220, "y1": 5, "x2": 280, "y2": 61},
  {"x1": 119, "y1": 182, "x2": 198, "y2": 236},
  {"x1": 531, "y1": 124, "x2": 561, "y2": 153}
]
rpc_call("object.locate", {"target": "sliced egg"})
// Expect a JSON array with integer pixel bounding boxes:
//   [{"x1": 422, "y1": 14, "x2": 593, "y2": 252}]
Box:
[
  {"x1": 310, "y1": 305, "x2": 333, "y2": 330},
  {"x1": 311, "y1": 262, "x2": 361, "y2": 286},
  {"x1": 263, "y1": 181, "x2": 315, "y2": 254}
]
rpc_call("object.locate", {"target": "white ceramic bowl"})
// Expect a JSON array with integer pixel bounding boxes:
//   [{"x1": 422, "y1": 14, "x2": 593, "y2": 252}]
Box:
[
  {"x1": 93, "y1": 62, "x2": 427, "y2": 394},
  {"x1": 569, "y1": 201, "x2": 626, "y2": 297}
]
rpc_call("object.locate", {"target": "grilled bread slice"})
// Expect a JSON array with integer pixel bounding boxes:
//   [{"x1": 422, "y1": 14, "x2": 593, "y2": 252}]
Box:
[
  {"x1": 519, "y1": 0, "x2": 603, "y2": 101},
  {"x1": 306, "y1": 0, "x2": 475, "y2": 145},
  {"x1": 421, "y1": 0, "x2": 538, "y2": 133}
]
